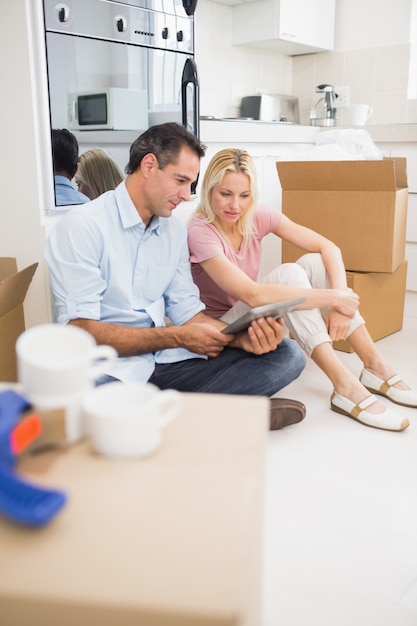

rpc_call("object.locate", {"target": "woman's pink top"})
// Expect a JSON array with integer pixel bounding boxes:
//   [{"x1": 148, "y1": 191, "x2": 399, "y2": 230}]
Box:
[{"x1": 188, "y1": 204, "x2": 282, "y2": 318}]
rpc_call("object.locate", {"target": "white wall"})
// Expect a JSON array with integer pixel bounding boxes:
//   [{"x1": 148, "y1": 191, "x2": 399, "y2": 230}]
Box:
[
  {"x1": 199, "y1": 0, "x2": 417, "y2": 125},
  {"x1": 334, "y1": 0, "x2": 414, "y2": 50},
  {"x1": 292, "y1": 0, "x2": 417, "y2": 126},
  {"x1": 195, "y1": 0, "x2": 293, "y2": 118},
  {"x1": 0, "y1": 0, "x2": 52, "y2": 327}
]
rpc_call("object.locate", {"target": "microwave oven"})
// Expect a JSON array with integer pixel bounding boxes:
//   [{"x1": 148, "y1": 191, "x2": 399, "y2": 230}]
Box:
[{"x1": 67, "y1": 88, "x2": 149, "y2": 131}]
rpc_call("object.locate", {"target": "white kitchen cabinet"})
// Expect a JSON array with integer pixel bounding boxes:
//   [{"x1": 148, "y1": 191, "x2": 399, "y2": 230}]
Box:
[
  {"x1": 405, "y1": 194, "x2": 417, "y2": 291},
  {"x1": 374, "y1": 141, "x2": 417, "y2": 293},
  {"x1": 232, "y1": 0, "x2": 335, "y2": 55}
]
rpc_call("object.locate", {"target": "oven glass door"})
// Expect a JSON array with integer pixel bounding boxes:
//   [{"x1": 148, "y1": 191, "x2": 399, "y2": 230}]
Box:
[{"x1": 45, "y1": 31, "x2": 195, "y2": 207}]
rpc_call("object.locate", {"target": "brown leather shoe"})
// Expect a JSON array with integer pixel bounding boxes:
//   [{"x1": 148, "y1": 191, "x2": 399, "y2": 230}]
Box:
[{"x1": 269, "y1": 398, "x2": 306, "y2": 430}]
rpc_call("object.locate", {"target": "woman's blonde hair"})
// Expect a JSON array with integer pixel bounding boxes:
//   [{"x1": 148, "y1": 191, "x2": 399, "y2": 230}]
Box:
[
  {"x1": 76, "y1": 149, "x2": 124, "y2": 199},
  {"x1": 195, "y1": 148, "x2": 258, "y2": 240}
]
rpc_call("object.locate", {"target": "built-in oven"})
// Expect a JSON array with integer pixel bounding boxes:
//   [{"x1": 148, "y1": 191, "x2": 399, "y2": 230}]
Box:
[{"x1": 42, "y1": 0, "x2": 199, "y2": 207}]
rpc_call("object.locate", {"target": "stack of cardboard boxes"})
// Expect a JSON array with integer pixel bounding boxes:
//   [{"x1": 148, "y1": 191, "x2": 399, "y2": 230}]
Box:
[{"x1": 276, "y1": 158, "x2": 408, "y2": 352}]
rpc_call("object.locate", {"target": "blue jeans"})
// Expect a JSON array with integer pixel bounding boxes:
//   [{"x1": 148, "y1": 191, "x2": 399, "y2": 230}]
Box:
[
  {"x1": 149, "y1": 338, "x2": 305, "y2": 396},
  {"x1": 97, "y1": 339, "x2": 305, "y2": 396}
]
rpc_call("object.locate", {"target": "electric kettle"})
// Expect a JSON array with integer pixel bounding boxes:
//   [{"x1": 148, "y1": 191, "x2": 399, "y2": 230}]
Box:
[{"x1": 310, "y1": 84, "x2": 338, "y2": 126}]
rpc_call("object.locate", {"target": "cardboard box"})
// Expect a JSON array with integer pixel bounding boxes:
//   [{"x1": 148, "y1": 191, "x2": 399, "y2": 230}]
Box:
[
  {"x1": 277, "y1": 157, "x2": 408, "y2": 273},
  {"x1": 0, "y1": 393, "x2": 268, "y2": 626},
  {"x1": 0, "y1": 258, "x2": 38, "y2": 382},
  {"x1": 333, "y1": 261, "x2": 407, "y2": 353}
]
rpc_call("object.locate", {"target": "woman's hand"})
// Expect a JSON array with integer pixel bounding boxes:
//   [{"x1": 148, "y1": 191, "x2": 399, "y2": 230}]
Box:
[
  {"x1": 230, "y1": 317, "x2": 284, "y2": 354},
  {"x1": 325, "y1": 309, "x2": 352, "y2": 342},
  {"x1": 332, "y1": 288, "x2": 360, "y2": 318}
]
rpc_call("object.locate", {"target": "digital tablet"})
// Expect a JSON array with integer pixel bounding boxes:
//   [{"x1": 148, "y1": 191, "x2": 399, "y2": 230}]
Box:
[{"x1": 221, "y1": 297, "x2": 306, "y2": 334}]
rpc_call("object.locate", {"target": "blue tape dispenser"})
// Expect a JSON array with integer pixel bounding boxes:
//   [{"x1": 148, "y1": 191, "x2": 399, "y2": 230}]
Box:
[{"x1": 0, "y1": 389, "x2": 67, "y2": 527}]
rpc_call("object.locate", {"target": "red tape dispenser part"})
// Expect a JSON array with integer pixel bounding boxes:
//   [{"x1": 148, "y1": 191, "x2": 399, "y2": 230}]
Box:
[{"x1": 10, "y1": 413, "x2": 43, "y2": 456}]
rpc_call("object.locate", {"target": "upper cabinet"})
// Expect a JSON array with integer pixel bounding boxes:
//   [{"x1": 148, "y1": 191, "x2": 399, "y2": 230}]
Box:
[{"x1": 232, "y1": 0, "x2": 335, "y2": 55}]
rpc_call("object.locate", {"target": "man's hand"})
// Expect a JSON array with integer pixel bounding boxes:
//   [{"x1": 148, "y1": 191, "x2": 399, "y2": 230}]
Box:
[
  {"x1": 70, "y1": 317, "x2": 231, "y2": 358},
  {"x1": 230, "y1": 316, "x2": 284, "y2": 354},
  {"x1": 70, "y1": 313, "x2": 282, "y2": 360},
  {"x1": 178, "y1": 323, "x2": 233, "y2": 357}
]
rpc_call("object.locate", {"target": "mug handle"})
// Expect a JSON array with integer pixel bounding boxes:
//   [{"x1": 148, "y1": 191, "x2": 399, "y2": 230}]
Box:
[
  {"x1": 366, "y1": 106, "x2": 373, "y2": 120},
  {"x1": 88, "y1": 345, "x2": 118, "y2": 381},
  {"x1": 155, "y1": 390, "x2": 182, "y2": 428}
]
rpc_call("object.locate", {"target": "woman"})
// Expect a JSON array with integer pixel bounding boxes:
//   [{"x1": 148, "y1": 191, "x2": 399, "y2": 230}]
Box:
[
  {"x1": 187, "y1": 148, "x2": 416, "y2": 432},
  {"x1": 75, "y1": 148, "x2": 124, "y2": 200}
]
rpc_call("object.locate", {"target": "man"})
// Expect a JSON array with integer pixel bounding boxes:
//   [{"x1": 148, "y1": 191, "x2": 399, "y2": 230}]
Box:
[
  {"x1": 52, "y1": 128, "x2": 90, "y2": 206},
  {"x1": 45, "y1": 123, "x2": 306, "y2": 429}
]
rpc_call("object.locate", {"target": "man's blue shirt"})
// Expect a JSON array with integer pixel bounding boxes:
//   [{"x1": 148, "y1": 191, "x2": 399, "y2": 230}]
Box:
[
  {"x1": 54, "y1": 175, "x2": 89, "y2": 206},
  {"x1": 45, "y1": 182, "x2": 205, "y2": 383}
]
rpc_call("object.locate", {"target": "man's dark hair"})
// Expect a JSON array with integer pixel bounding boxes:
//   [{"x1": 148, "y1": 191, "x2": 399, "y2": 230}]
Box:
[
  {"x1": 125, "y1": 123, "x2": 206, "y2": 175},
  {"x1": 52, "y1": 128, "x2": 80, "y2": 179}
]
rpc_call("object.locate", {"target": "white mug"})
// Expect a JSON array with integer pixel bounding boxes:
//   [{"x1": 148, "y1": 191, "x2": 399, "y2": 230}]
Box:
[
  {"x1": 82, "y1": 382, "x2": 182, "y2": 459},
  {"x1": 350, "y1": 104, "x2": 373, "y2": 126},
  {"x1": 16, "y1": 324, "x2": 118, "y2": 442}
]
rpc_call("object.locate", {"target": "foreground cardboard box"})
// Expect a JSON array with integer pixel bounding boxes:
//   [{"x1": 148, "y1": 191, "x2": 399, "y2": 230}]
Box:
[
  {"x1": 277, "y1": 157, "x2": 408, "y2": 273},
  {"x1": 0, "y1": 258, "x2": 38, "y2": 382},
  {"x1": 333, "y1": 261, "x2": 407, "y2": 353},
  {"x1": 0, "y1": 393, "x2": 268, "y2": 626}
]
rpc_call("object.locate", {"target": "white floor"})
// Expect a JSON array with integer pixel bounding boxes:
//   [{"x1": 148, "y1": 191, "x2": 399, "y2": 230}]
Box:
[{"x1": 263, "y1": 293, "x2": 417, "y2": 626}]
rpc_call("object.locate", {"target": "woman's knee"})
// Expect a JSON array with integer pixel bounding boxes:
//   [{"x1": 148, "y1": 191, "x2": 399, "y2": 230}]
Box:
[
  {"x1": 265, "y1": 262, "x2": 311, "y2": 288},
  {"x1": 297, "y1": 252, "x2": 322, "y2": 270},
  {"x1": 296, "y1": 253, "x2": 328, "y2": 287}
]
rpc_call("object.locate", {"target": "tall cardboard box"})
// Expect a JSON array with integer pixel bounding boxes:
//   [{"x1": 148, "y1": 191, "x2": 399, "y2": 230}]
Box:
[
  {"x1": 0, "y1": 258, "x2": 38, "y2": 382},
  {"x1": 333, "y1": 261, "x2": 407, "y2": 353},
  {"x1": 277, "y1": 158, "x2": 408, "y2": 273}
]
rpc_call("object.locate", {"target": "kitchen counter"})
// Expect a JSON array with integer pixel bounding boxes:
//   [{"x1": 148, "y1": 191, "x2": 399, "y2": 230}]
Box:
[
  {"x1": 364, "y1": 124, "x2": 417, "y2": 143},
  {"x1": 199, "y1": 119, "x2": 320, "y2": 143},
  {"x1": 73, "y1": 121, "x2": 321, "y2": 148},
  {"x1": 200, "y1": 121, "x2": 417, "y2": 145},
  {"x1": 73, "y1": 122, "x2": 417, "y2": 148}
]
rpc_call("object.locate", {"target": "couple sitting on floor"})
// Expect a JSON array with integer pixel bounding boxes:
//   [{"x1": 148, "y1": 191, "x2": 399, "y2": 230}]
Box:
[{"x1": 45, "y1": 123, "x2": 416, "y2": 433}]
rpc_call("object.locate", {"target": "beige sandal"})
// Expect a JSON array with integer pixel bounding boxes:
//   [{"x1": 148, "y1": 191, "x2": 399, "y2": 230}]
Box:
[
  {"x1": 330, "y1": 391, "x2": 409, "y2": 432},
  {"x1": 360, "y1": 369, "x2": 417, "y2": 408}
]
